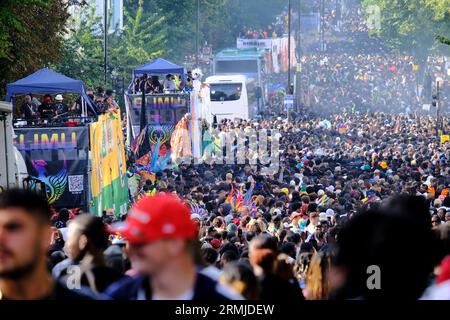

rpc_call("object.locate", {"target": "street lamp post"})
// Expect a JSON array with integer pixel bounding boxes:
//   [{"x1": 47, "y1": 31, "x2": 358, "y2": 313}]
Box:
[
  {"x1": 298, "y1": 0, "x2": 301, "y2": 56},
  {"x1": 196, "y1": 0, "x2": 200, "y2": 66},
  {"x1": 435, "y1": 76, "x2": 444, "y2": 137},
  {"x1": 288, "y1": 0, "x2": 292, "y2": 92},
  {"x1": 320, "y1": 0, "x2": 325, "y2": 52},
  {"x1": 104, "y1": 0, "x2": 108, "y2": 84},
  {"x1": 287, "y1": 0, "x2": 292, "y2": 122},
  {"x1": 295, "y1": 0, "x2": 302, "y2": 113}
]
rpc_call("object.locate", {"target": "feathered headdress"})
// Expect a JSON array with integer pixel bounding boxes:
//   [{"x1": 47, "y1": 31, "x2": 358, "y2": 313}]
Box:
[{"x1": 225, "y1": 184, "x2": 257, "y2": 215}]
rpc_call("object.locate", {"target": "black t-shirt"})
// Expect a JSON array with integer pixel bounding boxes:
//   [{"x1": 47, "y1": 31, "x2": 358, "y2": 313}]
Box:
[
  {"x1": 57, "y1": 265, "x2": 125, "y2": 293},
  {"x1": 54, "y1": 102, "x2": 68, "y2": 115},
  {"x1": 0, "y1": 281, "x2": 95, "y2": 300},
  {"x1": 38, "y1": 103, "x2": 54, "y2": 118},
  {"x1": 259, "y1": 273, "x2": 304, "y2": 302},
  {"x1": 106, "y1": 273, "x2": 239, "y2": 301},
  {"x1": 20, "y1": 103, "x2": 36, "y2": 118}
]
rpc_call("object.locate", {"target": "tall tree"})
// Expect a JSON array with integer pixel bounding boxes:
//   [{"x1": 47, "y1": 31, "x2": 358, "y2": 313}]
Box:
[
  {"x1": 109, "y1": 0, "x2": 166, "y2": 85},
  {"x1": 54, "y1": 4, "x2": 104, "y2": 88},
  {"x1": 123, "y1": 0, "x2": 287, "y2": 62},
  {"x1": 55, "y1": 0, "x2": 167, "y2": 88},
  {"x1": 361, "y1": 0, "x2": 450, "y2": 60},
  {"x1": 0, "y1": 0, "x2": 70, "y2": 98},
  {"x1": 0, "y1": 0, "x2": 48, "y2": 59}
]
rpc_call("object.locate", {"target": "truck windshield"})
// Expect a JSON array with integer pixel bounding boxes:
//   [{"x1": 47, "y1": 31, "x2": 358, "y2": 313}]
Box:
[
  {"x1": 216, "y1": 60, "x2": 258, "y2": 74},
  {"x1": 210, "y1": 83, "x2": 243, "y2": 102}
]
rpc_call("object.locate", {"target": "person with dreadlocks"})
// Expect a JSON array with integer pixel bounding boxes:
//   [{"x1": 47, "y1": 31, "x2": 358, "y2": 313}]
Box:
[
  {"x1": 53, "y1": 214, "x2": 124, "y2": 293},
  {"x1": 303, "y1": 250, "x2": 333, "y2": 300}
]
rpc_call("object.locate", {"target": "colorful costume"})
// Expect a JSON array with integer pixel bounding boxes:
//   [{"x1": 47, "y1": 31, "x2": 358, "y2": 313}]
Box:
[{"x1": 170, "y1": 115, "x2": 192, "y2": 162}]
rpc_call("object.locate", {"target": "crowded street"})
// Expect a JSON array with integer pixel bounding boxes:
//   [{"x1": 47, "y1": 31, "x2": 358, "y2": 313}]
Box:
[{"x1": 0, "y1": 0, "x2": 449, "y2": 306}]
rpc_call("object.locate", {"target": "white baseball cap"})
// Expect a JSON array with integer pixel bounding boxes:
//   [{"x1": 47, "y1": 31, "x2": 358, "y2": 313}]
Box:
[{"x1": 55, "y1": 94, "x2": 63, "y2": 101}]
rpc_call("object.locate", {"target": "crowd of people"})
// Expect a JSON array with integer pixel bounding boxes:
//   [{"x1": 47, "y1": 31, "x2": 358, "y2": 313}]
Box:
[
  {"x1": 239, "y1": 5, "x2": 296, "y2": 40},
  {"x1": 289, "y1": 54, "x2": 448, "y2": 116},
  {"x1": 239, "y1": 0, "x2": 368, "y2": 42},
  {"x1": 2, "y1": 0, "x2": 449, "y2": 303},
  {"x1": 132, "y1": 73, "x2": 194, "y2": 95},
  {"x1": 2, "y1": 109, "x2": 450, "y2": 300},
  {"x1": 16, "y1": 87, "x2": 120, "y2": 125},
  {"x1": 338, "y1": 3, "x2": 369, "y2": 35}
]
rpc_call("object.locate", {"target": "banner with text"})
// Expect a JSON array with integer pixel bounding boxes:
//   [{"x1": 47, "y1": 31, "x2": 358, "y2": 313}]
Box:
[
  {"x1": 237, "y1": 38, "x2": 273, "y2": 50},
  {"x1": 14, "y1": 127, "x2": 89, "y2": 209}
]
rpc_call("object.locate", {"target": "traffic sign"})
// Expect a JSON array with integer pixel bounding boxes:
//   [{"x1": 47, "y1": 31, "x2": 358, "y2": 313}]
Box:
[{"x1": 284, "y1": 95, "x2": 294, "y2": 109}]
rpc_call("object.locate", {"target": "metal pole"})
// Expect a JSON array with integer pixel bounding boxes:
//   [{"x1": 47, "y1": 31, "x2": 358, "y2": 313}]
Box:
[
  {"x1": 287, "y1": 0, "x2": 292, "y2": 122},
  {"x1": 296, "y1": 0, "x2": 301, "y2": 112},
  {"x1": 288, "y1": 0, "x2": 292, "y2": 91},
  {"x1": 320, "y1": 0, "x2": 324, "y2": 52},
  {"x1": 336, "y1": 0, "x2": 340, "y2": 28},
  {"x1": 437, "y1": 81, "x2": 440, "y2": 137},
  {"x1": 140, "y1": 84, "x2": 147, "y2": 132},
  {"x1": 196, "y1": 0, "x2": 200, "y2": 66},
  {"x1": 104, "y1": 0, "x2": 108, "y2": 84},
  {"x1": 298, "y1": 0, "x2": 301, "y2": 56}
]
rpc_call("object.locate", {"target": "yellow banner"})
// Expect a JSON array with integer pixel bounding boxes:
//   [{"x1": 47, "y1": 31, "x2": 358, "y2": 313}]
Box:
[{"x1": 90, "y1": 111, "x2": 128, "y2": 216}]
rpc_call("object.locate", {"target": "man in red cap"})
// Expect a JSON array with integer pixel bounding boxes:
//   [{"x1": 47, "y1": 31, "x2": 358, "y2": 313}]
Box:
[{"x1": 105, "y1": 194, "x2": 241, "y2": 300}]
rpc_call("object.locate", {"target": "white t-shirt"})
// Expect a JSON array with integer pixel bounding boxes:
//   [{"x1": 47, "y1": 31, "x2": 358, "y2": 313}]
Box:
[
  {"x1": 164, "y1": 80, "x2": 177, "y2": 91},
  {"x1": 152, "y1": 289, "x2": 194, "y2": 301},
  {"x1": 58, "y1": 227, "x2": 68, "y2": 242},
  {"x1": 306, "y1": 223, "x2": 316, "y2": 235},
  {"x1": 420, "y1": 280, "x2": 450, "y2": 300},
  {"x1": 200, "y1": 266, "x2": 222, "y2": 282},
  {"x1": 219, "y1": 131, "x2": 227, "y2": 147}
]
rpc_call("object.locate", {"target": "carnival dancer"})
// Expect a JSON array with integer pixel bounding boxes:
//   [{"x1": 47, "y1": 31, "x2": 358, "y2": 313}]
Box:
[{"x1": 170, "y1": 113, "x2": 193, "y2": 163}]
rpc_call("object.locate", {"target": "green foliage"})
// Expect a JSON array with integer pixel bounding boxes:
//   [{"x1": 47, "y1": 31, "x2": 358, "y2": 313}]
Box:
[
  {"x1": 109, "y1": 0, "x2": 166, "y2": 85},
  {"x1": 0, "y1": 0, "x2": 70, "y2": 98},
  {"x1": 53, "y1": 4, "x2": 104, "y2": 87},
  {"x1": 1, "y1": 0, "x2": 299, "y2": 97},
  {"x1": 362, "y1": 0, "x2": 450, "y2": 58},
  {"x1": 55, "y1": 0, "x2": 166, "y2": 88},
  {"x1": 0, "y1": 0, "x2": 49, "y2": 59},
  {"x1": 436, "y1": 35, "x2": 450, "y2": 45},
  {"x1": 122, "y1": 0, "x2": 287, "y2": 61}
]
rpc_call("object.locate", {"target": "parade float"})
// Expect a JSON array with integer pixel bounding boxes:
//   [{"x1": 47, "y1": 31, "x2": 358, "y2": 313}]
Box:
[
  {"x1": 124, "y1": 58, "x2": 212, "y2": 202},
  {"x1": 6, "y1": 68, "x2": 129, "y2": 216}
]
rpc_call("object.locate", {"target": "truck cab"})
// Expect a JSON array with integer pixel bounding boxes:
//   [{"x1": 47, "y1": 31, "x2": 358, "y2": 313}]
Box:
[{"x1": 212, "y1": 48, "x2": 266, "y2": 115}]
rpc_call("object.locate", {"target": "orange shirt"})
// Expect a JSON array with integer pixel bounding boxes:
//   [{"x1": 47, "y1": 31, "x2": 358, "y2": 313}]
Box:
[{"x1": 428, "y1": 187, "x2": 436, "y2": 198}]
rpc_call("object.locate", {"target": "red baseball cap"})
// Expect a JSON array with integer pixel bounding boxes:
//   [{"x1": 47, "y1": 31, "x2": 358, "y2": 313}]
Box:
[
  {"x1": 210, "y1": 238, "x2": 222, "y2": 249},
  {"x1": 116, "y1": 194, "x2": 197, "y2": 244}
]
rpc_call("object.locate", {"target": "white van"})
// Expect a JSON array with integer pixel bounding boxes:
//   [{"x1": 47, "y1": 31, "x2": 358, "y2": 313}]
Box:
[
  {"x1": 205, "y1": 75, "x2": 253, "y2": 122},
  {"x1": 0, "y1": 101, "x2": 28, "y2": 189}
]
